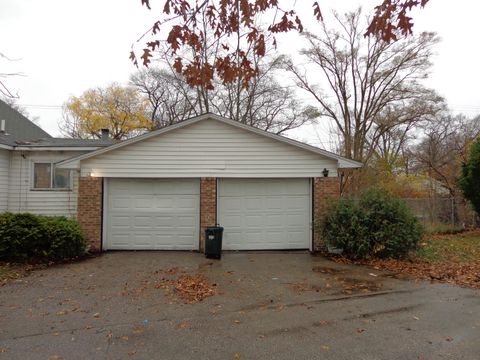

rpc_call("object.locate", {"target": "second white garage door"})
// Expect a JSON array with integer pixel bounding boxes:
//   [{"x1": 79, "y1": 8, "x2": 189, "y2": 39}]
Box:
[
  {"x1": 105, "y1": 178, "x2": 199, "y2": 250},
  {"x1": 218, "y1": 179, "x2": 311, "y2": 250}
]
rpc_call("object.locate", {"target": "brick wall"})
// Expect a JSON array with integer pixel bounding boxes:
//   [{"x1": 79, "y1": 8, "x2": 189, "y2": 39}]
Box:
[
  {"x1": 199, "y1": 177, "x2": 217, "y2": 252},
  {"x1": 313, "y1": 176, "x2": 340, "y2": 251},
  {"x1": 77, "y1": 176, "x2": 103, "y2": 251}
]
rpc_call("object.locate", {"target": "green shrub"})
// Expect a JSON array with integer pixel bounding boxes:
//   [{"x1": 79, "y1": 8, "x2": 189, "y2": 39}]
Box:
[
  {"x1": 0, "y1": 212, "x2": 49, "y2": 259},
  {"x1": 459, "y1": 137, "x2": 480, "y2": 216},
  {"x1": 321, "y1": 188, "x2": 423, "y2": 259},
  {"x1": 41, "y1": 216, "x2": 87, "y2": 260},
  {"x1": 0, "y1": 212, "x2": 87, "y2": 261}
]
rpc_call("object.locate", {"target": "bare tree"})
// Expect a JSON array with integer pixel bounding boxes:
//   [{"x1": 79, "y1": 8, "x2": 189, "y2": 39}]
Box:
[
  {"x1": 0, "y1": 52, "x2": 23, "y2": 98},
  {"x1": 287, "y1": 8, "x2": 443, "y2": 165},
  {"x1": 413, "y1": 113, "x2": 480, "y2": 197},
  {"x1": 131, "y1": 32, "x2": 315, "y2": 134},
  {"x1": 130, "y1": 67, "x2": 199, "y2": 128}
]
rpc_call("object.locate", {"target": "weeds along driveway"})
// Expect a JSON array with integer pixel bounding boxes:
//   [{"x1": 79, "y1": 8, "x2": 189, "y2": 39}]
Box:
[{"x1": 0, "y1": 252, "x2": 479, "y2": 360}]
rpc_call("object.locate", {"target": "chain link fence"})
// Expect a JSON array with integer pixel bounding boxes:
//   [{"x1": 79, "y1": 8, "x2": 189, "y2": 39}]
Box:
[{"x1": 402, "y1": 197, "x2": 479, "y2": 231}]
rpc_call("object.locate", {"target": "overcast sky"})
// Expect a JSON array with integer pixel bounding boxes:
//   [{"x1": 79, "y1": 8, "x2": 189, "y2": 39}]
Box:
[{"x1": 1, "y1": 0, "x2": 480, "y2": 145}]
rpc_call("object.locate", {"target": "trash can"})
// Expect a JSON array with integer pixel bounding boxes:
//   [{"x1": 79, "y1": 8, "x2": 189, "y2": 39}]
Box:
[{"x1": 205, "y1": 226, "x2": 224, "y2": 259}]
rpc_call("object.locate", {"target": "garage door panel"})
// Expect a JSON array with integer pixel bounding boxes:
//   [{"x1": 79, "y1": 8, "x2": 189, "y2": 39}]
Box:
[
  {"x1": 219, "y1": 179, "x2": 310, "y2": 250},
  {"x1": 106, "y1": 178, "x2": 199, "y2": 250},
  {"x1": 265, "y1": 214, "x2": 283, "y2": 226}
]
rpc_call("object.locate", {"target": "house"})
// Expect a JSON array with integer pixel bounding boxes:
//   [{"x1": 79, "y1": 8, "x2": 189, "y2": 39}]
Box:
[
  {"x1": 56, "y1": 113, "x2": 361, "y2": 252},
  {"x1": 0, "y1": 99, "x2": 112, "y2": 216},
  {"x1": 0, "y1": 103, "x2": 361, "y2": 252}
]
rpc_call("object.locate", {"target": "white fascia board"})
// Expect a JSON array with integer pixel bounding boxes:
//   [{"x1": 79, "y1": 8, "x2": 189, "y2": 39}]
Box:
[
  {"x1": 0, "y1": 144, "x2": 13, "y2": 150},
  {"x1": 338, "y1": 159, "x2": 364, "y2": 169}
]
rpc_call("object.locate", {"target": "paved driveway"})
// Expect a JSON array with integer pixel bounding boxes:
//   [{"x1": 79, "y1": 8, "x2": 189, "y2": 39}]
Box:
[{"x1": 0, "y1": 252, "x2": 479, "y2": 360}]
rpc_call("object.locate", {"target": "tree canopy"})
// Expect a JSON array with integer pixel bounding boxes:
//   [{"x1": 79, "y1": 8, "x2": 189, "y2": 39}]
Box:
[
  {"x1": 459, "y1": 137, "x2": 480, "y2": 216},
  {"x1": 61, "y1": 83, "x2": 150, "y2": 140},
  {"x1": 286, "y1": 9, "x2": 442, "y2": 172}
]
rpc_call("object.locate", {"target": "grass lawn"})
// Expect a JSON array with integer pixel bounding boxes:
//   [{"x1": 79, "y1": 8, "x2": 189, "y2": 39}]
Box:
[{"x1": 417, "y1": 230, "x2": 480, "y2": 264}]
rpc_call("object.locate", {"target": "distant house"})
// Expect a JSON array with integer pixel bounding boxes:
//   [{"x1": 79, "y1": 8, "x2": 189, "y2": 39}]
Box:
[
  {"x1": 0, "y1": 99, "x2": 112, "y2": 216},
  {"x1": 0, "y1": 104, "x2": 361, "y2": 252}
]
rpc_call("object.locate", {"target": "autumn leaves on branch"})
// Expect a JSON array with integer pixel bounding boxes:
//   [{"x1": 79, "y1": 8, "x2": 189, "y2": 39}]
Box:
[{"x1": 130, "y1": 0, "x2": 430, "y2": 89}]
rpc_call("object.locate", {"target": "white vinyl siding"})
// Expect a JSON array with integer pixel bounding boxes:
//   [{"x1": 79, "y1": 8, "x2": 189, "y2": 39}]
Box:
[
  {"x1": 218, "y1": 178, "x2": 311, "y2": 250},
  {"x1": 105, "y1": 178, "x2": 200, "y2": 250},
  {"x1": 80, "y1": 119, "x2": 338, "y2": 178},
  {"x1": 7, "y1": 151, "x2": 84, "y2": 216},
  {"x1": 0, "y1": 149, "x2": 9, "y2": 211}
]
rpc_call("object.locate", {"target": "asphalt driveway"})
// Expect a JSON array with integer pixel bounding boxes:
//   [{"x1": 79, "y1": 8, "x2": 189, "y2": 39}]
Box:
[{"x1": 0, "y1": 252, "x2": 479, "y2": 359}]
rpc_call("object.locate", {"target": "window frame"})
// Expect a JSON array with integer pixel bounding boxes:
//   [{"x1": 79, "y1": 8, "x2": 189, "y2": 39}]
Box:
[{"x1": 32, "y1": 162, "x2": 73, "y2": 191}]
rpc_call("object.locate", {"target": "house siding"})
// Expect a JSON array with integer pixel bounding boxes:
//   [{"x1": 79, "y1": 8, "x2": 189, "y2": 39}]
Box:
[
  {"x1": 0, "y1": 149, "x2": 9, "y2": 211},
  {"x1": 80, "y1": 119, "x2": 339, "y2": 178},
  {"x1": 7, "y1": 151, "x2": 84, "y2": 216}
]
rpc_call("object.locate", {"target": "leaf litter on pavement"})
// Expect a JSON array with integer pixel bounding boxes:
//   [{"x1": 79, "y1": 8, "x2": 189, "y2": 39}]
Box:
[
  {"x1": 325, "y1": 230, "x2": 480, "y2": 289},
  {"x1": 120, "y1": 267, "x2": 216, "y2": 303}
]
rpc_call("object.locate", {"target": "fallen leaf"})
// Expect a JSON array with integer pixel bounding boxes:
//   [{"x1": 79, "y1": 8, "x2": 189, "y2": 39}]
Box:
[
  {"x1": 132, "y1": 326, "x2": 145, "y2": 334},
  {"x1": 233, "y1": 353, "x2": 241, "y2": 359},
  {"x1": 176, "y1": 321, "x2": 191, "y2": 329}
]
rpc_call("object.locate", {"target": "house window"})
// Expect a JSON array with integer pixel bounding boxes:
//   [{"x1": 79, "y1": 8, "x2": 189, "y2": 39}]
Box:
[{"x1": 33, "y1": 163, "x2": 71, "y2": 189}]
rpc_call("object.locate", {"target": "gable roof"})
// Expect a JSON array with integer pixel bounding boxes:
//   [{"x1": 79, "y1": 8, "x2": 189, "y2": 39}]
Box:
[
  {"x1": 0, "y1": 99, "x2": 51, "y2": 144},
  {"x1": 0, "y1": 99, "x2": 116, "y2": 150},
  {"x1": 13, "y1": 137, "x2": 116, "y2": 148},
  {"x1": 57, "y1": 113, "x2": 362, "y2": 169}
]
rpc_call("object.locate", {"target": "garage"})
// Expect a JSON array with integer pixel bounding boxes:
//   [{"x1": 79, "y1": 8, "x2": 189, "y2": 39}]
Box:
[
  {"x1": 218, "y1": 178, "x2": 311, "y2": 250},
  {"x1": 105, "y1": 178, "x2": 199, "y2": 250},
  {"x1": 58, "y1": 114, "x2": 360, "y2": 252}
]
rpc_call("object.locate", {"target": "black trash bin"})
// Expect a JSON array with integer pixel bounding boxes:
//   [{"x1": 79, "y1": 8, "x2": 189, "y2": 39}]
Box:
[{"x1": 205, "y1": 226, "x2": 224, "y2": 259}]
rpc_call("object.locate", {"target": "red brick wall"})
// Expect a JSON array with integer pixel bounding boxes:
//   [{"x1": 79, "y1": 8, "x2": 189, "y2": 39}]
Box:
[
  {"x1": 77, "y1": 177, "x2": 103, "y2": 251},
  {"x1": 313, "y1": 177, "x2": 340, "y2": 251},
  {"x1": 200, "y1": 177, "x2": 217, "y2": 252}
]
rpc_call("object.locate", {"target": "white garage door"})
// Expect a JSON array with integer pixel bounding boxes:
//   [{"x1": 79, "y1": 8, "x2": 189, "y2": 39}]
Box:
[
  {"x1": 218, "y1": 179, "x2": 311, "y2": 250},
  {"x1": 105, "y1": 179, "x2": 199, "y2": 250}
]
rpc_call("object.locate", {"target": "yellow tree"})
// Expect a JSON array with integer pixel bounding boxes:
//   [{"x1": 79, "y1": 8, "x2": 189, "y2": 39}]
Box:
[{"x1": 61, "y1": 83, "x2": 150, "y2": 140}]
